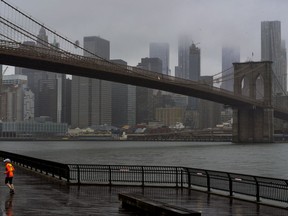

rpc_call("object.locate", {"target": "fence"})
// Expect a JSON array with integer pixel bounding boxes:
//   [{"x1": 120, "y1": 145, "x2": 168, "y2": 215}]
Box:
[
  {"x1": 0, "y1": 151, "x2": 288, "y2": 205},
  {"x1": 0, "y1": 150, "x2": 69, "y2": 180},
  {"x1": 68, "y1": 164, "x2": 185, "y2": 187}
]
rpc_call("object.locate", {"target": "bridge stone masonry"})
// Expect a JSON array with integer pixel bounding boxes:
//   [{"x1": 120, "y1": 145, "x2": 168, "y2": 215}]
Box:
[{"x1": 232, "y1": 61, "x2": 274, "y2": 143}]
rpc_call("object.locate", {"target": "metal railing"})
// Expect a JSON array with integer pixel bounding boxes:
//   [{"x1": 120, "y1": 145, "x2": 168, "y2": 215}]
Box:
[
  {"x1": 68, "y1": 164, "x2": 185, "y2": 188},
  {"x1": 0, "y1": 150, "x2": 288, "y2": 205},
  {"x1": 0, "y1": 150, "x2": 69, "y2": 181}
]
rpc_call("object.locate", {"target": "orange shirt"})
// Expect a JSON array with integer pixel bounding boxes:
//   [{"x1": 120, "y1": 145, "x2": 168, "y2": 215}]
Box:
[{"x1": 5, "y1": 163, "x2": 14, "y2": 178}]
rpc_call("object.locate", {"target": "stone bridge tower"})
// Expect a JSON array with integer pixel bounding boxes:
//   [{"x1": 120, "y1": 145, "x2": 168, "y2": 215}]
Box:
[{"x1": 232, "y1": 61, "x2": 274, "y2": 143}]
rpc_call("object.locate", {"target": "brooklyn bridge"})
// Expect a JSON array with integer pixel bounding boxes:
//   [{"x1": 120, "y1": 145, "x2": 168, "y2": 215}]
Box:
[{"x1": 0, "y1": 0, "x2": 288, "y2": 143}]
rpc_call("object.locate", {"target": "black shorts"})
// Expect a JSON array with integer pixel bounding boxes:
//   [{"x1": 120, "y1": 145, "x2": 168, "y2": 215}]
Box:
[{"x1": 5, "y1": 177, "x2": 13, "y2": 184}]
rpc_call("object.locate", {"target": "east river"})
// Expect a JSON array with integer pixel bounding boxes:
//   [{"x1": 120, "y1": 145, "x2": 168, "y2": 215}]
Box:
[{"x1": 0, "y1": 140, "x2": 287, "y2": 179}]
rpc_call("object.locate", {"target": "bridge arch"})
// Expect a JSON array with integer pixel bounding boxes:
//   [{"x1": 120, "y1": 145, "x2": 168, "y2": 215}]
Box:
[
  {"x1": 233, "y1": 61, "x2": 273, "y2": 143},
  {"x1": 240, "y1": 75, "x2": 250, "y2": 97},
  {"x1": 234, "y1": 61, "x2": 272, "y2": 105},
  {"x1": 255, "y1": 74, "x2": 264, "y2": 100}
]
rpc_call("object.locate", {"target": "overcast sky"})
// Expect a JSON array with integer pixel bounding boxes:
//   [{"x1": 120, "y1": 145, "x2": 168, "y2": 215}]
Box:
[{"x1": 5, "y1": 0, "x2": 288, "y2": 76}]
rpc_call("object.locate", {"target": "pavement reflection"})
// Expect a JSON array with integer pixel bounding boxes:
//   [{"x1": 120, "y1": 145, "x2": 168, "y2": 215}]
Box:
[{"x1": 5, "y1": 193, "x2": 14, "y2": 216}]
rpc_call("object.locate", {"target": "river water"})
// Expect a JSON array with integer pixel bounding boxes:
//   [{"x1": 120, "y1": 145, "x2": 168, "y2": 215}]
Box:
[{"x1": 0, "y1": 140, "x2": 287, "y2": 179}]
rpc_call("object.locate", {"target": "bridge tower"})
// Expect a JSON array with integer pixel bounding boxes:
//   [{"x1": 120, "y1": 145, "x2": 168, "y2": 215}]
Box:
[{"x1": 232, "y1": 61, "x2": 274, "y2": 143}]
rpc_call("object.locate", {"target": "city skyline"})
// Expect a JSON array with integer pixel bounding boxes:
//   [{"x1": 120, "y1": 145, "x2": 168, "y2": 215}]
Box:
[{"x1": 4, "y1": 0, "x2": 288, "y2": 78}]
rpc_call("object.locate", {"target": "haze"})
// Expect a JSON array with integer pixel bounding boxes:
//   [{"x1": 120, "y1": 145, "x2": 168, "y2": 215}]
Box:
[{"x1": 7, "y1": 0, "x2": 288, "y2": 76}]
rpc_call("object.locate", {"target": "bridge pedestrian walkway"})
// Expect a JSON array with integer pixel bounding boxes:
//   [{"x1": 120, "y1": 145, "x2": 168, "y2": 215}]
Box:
[{"x1": 0, "y1": 166, "x2": 287, "y2": 216}]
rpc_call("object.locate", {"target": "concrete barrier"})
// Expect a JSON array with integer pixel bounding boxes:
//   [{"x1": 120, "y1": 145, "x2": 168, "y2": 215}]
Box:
[{"x1": 119, "y1": 193, "x2": 201, "y2": 215}]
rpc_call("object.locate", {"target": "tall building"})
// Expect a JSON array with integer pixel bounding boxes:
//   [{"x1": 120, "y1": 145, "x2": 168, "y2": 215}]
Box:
[
  {"x1": 175, "y1": 36, "x2": 201, "y2": 110},
  {"x1": 188, "y1": 43, "x2": 201, "y2": 110},
  {"x1": 149, "y1": 42, "x2": 169, "y2": 75},
  {"x1": 15, "y1": 41, "x2": 44, "y2": 118},
  {"x1": 198, "y1": 76, "x2": 221, "y2": 129},
  {"x1": 221, "y1": 46, "x2": 240, "y2": 92},
  {"x1": 261, "y1": 21, "x2": 287, "y2": 94},
  {"x1": 15, "y1": 28, "x2": 64, "y2": 123},
  {"x1": 61, "y1": 77, "x2": 71, "y2": 125},
  {"x1": 111, "y1": 59, "x2": 136, "y2": 127},
  {"x1": 37, "y1": 27, "x2": 48, "y2": 47},
  {"x1": 71, "y1": 36, "x2": 111, "y2": 128},
  {"x1": 281, "y1": 40, "x2": 287, "y2": 93},
  {"x1": 1, "y1": 75, "x2": 34, "y2": 121},
  {"x1": 149, "y1": 43, "x2": 171, "y2": 110},
  {"x1": 136, "y1": 58, "x2": 162, "y2": 124},
  {"x1": 175, "y1": 35, "x2": 191, "y2": 79},
  {"x1": 0, "y1": 64, "x2": 2, "y2": 119},
  {"x1": 175, "y1": 35, "x2": 192, "y2": 79}
]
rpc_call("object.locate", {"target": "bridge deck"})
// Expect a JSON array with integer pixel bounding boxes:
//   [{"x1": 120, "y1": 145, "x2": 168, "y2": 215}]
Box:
[{"x1": 0, "y1": 166, "x2": 287, "y2": 215}]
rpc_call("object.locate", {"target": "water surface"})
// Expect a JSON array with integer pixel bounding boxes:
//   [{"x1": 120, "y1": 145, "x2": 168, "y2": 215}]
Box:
[{"x1": 0, "y1": 141, "x2": 287, "y2": 179}]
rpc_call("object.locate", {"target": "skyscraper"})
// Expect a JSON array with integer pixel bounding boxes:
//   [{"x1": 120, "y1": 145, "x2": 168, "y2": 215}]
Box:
[
  {"x1": 174, "y1": 36, "x2": 191, "y2": 109},
  {"x1": 15, "y1": 28, "x2": 64, "y2": 123},
  {"x1": 37, "y1": 27, "x2": 48, "y2": 47},
  {"x1": 61, "y1": 77, "x2": 71, "y2": 125},
  {"x1": 136, "y1": 58, "x2": 162, "y2": 124},
  {"x1": 281, "y1": 40, "x2": 287, "y2": 93},
  {"x1": 71, "y1": 36, "x2": 111, "y2": 128},
  {"x1": 221, "y1": 46, "x2": 240, "y2": 92},
  {"x1": 198, "y1": 76, "x2": 221, "y2": 129},
  {"x1": 149, "y1": 42, "x2": 169, "y2": 75},
  {"x1": 111, "y1": 59, "x2": 136, "y2": 127},
  {"x1": 2, "y1": 75, "x2": 34, "y2": 121},
  {"x1": 188, "y1": 43, "x2": 201, "y2": 110},
  {"x1": 261, "y1": 21, "x2": 286, "y2": 94},
  {"x1": 175, "y1": 35, "x2": 191, "y2": 79}
]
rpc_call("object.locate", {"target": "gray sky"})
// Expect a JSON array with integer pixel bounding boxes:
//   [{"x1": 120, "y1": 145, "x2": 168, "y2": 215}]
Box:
[{"x1": 5, "y1": 0, "x2": 288, "y2": 76}]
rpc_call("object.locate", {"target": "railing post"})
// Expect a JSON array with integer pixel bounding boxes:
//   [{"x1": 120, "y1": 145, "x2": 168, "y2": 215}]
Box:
[
  {"x1": 187, "y1": 168, "x2": 191, "y2": 189},
  {"x1": 205, "y1": 170, "x2": 210, "y2": 192},
  {"x1": 109, "y1": 165, "x2": 112, "y2": 186},
  {"x1": 59, "y1": 167, "x2": 62, "y2": 180},
  {"x1": 228, "y1": 173, "x2": 233, "y2": 196},
  {"x1": 141, "y1": 166, "x2": 144, "y2": 187},
  {"x1": 175, "y1": 167, "x2": 178, "y2": 188},
  {"x1": 77, "y1": 165, "x2": 80, "y2": 185},
  {"x1": 66, "y1": 165, "x2": 70, "y2": 183},
  {"x1": 254, "y1": 177, "x2": 260, "y2": 202},
  {"x1": 180, "y1": 169, "x2": 183, "y2": 188}
]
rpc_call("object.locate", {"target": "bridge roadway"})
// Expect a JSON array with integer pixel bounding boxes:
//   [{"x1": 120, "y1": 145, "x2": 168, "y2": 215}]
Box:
[
  {"x1": 0, "y1": 165, "x2": 286, "y2": 215},
  {"x1": 1, "y1": 41, "x2": 287, "y2": 120}
]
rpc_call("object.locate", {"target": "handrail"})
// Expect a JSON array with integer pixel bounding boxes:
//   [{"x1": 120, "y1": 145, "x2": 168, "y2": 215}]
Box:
[
  {"x1": 0, "y1": 150, "x2": 287, "y2": 205},
  {"x1": 0, "y1": 150, "x2": 70, "y2": 181}
]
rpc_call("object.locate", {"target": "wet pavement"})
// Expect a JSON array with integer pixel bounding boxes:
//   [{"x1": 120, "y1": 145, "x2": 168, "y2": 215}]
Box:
[{"x1": 0, "y1": 166, "x2": 287, "y2": 215}]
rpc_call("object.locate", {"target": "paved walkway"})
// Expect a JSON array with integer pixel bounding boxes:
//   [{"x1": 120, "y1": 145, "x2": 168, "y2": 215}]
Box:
[{"x1": 0, "y1": 166, "x2": 287, "y2": 215}]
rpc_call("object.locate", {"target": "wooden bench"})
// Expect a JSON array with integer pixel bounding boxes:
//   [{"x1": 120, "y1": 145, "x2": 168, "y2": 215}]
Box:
[{"x1": 119, "y1": 193, "x2": 201, "y2": 216}]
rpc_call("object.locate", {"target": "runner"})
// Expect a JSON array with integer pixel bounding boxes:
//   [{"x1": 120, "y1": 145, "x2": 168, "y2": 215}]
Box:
[{"x1": 3, "y1": 159, "x2": 15, "y2": 194}]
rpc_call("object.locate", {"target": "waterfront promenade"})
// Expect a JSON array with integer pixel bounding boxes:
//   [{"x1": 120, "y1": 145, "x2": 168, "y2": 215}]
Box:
[{"x1": 0, "y1": 165, "x2": 287, "y2": 215}]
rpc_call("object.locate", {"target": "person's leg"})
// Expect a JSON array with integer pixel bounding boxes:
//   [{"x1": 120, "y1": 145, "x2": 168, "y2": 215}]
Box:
[
  {"x1": 9, "y1": 178, "x2": 14, "y2": 193},
  {"x1": 10, "y1": 182, "x2": 14, "y2": 190},
  {"x1": 5, "y1": 177, "x2": 11, "y2": 189},
  {"x1": 5, "y1": 178, "x2": 14, "y2": 192}
]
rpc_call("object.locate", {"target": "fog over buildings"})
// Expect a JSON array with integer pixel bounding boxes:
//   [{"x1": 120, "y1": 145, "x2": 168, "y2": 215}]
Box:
[{"x1": 6, "y1": 0, "x2": 288, "y2": 77}]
